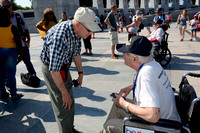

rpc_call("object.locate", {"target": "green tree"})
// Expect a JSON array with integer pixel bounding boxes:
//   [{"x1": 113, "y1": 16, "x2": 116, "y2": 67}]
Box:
[{"x1": 11, "y1": 0, "x2": 32, "y2": 10}]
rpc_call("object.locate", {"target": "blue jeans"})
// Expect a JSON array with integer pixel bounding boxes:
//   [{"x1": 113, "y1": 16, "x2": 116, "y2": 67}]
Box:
[
  {"x1": 22, "y1": 46, "x2": 36, "y2": 74},
  {"x1": 0, "y1": 48, "x2": 17, "y2": 96}
]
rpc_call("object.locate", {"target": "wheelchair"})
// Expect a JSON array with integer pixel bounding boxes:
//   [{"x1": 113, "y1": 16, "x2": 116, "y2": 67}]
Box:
[
  {"x1": 152, "y1": 32, "x2": 172, "y2": 67},
  {"x1": 123, "y1": 73, "x2": 200, "y2": 133}
]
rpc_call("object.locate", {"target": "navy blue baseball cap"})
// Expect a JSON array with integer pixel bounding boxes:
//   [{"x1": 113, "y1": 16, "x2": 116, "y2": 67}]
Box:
[{"x1": 116, "y1": 36, "x2": 152, "y2": 56}]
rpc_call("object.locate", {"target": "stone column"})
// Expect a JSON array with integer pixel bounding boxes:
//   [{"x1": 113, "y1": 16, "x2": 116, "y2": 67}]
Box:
[
  {"x1": 164, "y1": 0, "x2": 169, "y2": 12},
  {"x1": 171, "y1": 0, "x2": 180, "y2": 10},
  {"x1": 150, "y1": 0, "x2": 158, "y2": 11},
  {"x1": 185, "y1": 0, "x2": 192, "y2": 8},
  {"x1": 106, "y1": 0, "x2": 116, "y2": 8},
  {"x1": 119, "y1": 0, "x2": 128, "y2": 14},
  {"x1": 129, "y1": 0, "x2": 139, "y2": 11},
  {"x1": 140, "y1": 0, "x2": 149, "y2": 14},
  {"x1": 93, "y1": 0, "x2": 104, "y2": 15},
  {"x1": 198, "y1": 0, "x2": 200, "y2": 6}
]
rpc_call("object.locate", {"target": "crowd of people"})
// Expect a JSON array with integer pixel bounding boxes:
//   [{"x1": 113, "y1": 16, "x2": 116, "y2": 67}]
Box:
[{"x1": 0, "y1": 1, "x2": 200, "y2": 133}]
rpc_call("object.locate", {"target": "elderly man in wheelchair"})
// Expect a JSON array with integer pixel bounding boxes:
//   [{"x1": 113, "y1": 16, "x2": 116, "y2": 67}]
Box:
[
  {"x1": 100, "y1": 36, "x2": 180, "y2": 133},
  {"x1": 146, "y1": 19, "x2": 171, "y2": 67}
]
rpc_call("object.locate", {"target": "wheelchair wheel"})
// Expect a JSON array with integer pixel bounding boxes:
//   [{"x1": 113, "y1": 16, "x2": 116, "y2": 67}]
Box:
[{"x1": 155, "y1": 48, "x2": 171, "y2": 67}]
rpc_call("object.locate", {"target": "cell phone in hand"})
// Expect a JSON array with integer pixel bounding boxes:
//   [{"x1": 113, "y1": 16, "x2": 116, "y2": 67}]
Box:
[
  {"x1": 110, "y1": 93, "x2": 118, "y2": 98},
  {"x1": 72, "y1": 79, "x2": 79, "y2": 87},
  {"x1": 110, "y1": 93, "x2": 126, "y2": 100}
]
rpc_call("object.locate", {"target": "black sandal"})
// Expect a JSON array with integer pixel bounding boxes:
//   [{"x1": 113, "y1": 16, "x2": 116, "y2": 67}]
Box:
[{"x1": 11, "y1": 93, "x2": 23, "y2": 100}]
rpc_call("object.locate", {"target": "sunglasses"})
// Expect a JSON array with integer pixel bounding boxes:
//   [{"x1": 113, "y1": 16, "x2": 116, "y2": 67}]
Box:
[
  {"x1": 79, "y1": 23, "x2": 91, "y2": 32},
  {"x1": 3, "y1": 4, "x2": 11, "y2": 8}
]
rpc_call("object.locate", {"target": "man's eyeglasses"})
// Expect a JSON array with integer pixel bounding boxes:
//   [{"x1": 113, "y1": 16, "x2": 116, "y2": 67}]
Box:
[
  {"x1": 79, "y1": 23, "x2": 91, "y2": 32},
  {"x1": 3, "y1": 4, "x2": 11, "y2": 8}
]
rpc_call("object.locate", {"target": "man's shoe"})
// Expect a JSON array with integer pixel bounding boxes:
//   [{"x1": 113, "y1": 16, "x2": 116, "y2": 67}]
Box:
[
  {"x1": 72, "y1": 127, "x2": 83, "y2": 133},
  {"x1": 111, "y1": 55, "x2": 118, "y2": 59},
  {"x1": 114, "y1": 54, "x2": 119, "y2": 57},
  {"x1": 11, "y1": 93, "x2": 23, "y2": 101}
]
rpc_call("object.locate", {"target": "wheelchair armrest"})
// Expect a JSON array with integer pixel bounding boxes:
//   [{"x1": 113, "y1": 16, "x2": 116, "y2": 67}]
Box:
[{"x1": 123, "y1": 117, "x2": 181, "y2": 132}]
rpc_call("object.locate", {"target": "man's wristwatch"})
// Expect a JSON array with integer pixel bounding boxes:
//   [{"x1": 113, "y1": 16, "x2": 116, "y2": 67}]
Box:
[{"x1": 78, "y1": 71, "x2": 83, "y2": 75}]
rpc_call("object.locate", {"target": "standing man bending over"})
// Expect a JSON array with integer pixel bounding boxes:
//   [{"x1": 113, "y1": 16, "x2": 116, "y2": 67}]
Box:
[
  {"x1": 101, "y1": 36, "x2": 180, "y2": 133},
  {"x1": 40, "y1": 7, "x2": 100, "y2": 133},
  {"x1": 104, "y1": 4, "x2": 119, "y2": 59}
]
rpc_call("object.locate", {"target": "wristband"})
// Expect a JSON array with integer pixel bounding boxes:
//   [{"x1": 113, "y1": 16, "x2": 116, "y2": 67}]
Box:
[
  {"x1": 78, "y1": 71, "x2": 83, "y2": 74},
  {"x1": 125, "y1": 102, "x2": 130, "y2": 112}
]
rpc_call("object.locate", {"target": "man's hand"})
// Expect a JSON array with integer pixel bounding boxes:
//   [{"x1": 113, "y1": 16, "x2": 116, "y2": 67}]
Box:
[
  {"x1": 62, "y1": 91, "x2": 72, "y2": 110},
  {"x1": 119, "y1": 85, "x2": 133, "y2": 98},
  {"x1": 76, "y1": 73, "x2": 83, "y2": 87},
  {"x1": 25, "y1": 39, "x2": 30, "y2": 48},
  {"x1": 112, "y1": 94, "x2": 126, "y2": 109}
]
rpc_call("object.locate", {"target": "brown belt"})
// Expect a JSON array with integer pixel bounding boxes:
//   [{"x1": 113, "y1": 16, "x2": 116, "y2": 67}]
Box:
[
  {"x1": 42, "y1": 61, "x2": 70, "y2": 69},
  {"x1": 41, "y1": 61, "x2": 49, "y2": 66}
]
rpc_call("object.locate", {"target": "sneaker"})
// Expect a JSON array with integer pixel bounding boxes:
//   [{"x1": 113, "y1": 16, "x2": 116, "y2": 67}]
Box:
[
  {"x1": 111, "y1": 55, "x2": 118, "y2": 59},
  {"x1": 180, "y1": 39, "x2": 183, "y2": 41},
  {"x1": 72, "y1": 127, "x2": 83, "y2": 133},
  {"x1": 190, "y1": 39, "x2": 193, "y2": 41}
]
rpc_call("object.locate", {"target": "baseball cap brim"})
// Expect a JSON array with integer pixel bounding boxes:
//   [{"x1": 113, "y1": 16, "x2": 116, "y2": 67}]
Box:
[
  {"x1": 85, "y1": 22, "x2": 101, "y2": 32},
  {"x1": 116, "y1": 43, "x2": 131, "y2": 53}
]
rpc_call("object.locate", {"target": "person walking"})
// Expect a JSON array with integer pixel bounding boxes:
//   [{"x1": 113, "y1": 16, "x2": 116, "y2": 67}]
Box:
[
  {"x1": 40, "y1": 7, "x2": 100, "y2": 133},
  {"x1": 0, "y1": 6, "x2": 23, "y2": 100},
  {"x1": 153, "y1": 8, "x2": 169, "y2": 32},
  {"x1": 104, "y1": 4, "x2": 119, "y2": 59},
  {"x1": 36, "y1": 8, "x2": 58, "y2": 38},
  {"x1": 126, "y1": 16, "x2": 142, "y2": 40},
  {"x1": 176, "y1": 9, "x2": 190, "y2": 41},
  {"x1": 190, "y1": 15, "x2": 199, "y2": 41},
  {"x1": 2, "y1": 0, "x2": 40, "y2": 81},
  {"x1": 82, "y1": 35, "x2": 93, "y2": 55}
]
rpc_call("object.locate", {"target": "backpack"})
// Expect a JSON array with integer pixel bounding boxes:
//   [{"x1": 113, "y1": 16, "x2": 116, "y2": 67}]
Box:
[
  {"x1": 15, "y1": 13, "x2": 27, "y2": 42},
  {"x1": 21, "y1": 73, "x2": 41, "y2": 87}
]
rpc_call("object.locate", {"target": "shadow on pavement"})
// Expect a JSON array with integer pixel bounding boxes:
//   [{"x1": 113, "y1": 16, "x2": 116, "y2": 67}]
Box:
[
  {"x1": 166, "y1": 55, "x2": 200, "y2": 70},
  {"x1": 73, "y1": 87, "x2": 106, "y2": 102},
  {"x1": 70, "y1": 66, "x2": 119, "y2": 75},
  {"x1": 0, "y1": 98, "x2": 53, "y2": 133},
  {"x1": 75, "y1": 103, "x2": 107, "y2": 116}
]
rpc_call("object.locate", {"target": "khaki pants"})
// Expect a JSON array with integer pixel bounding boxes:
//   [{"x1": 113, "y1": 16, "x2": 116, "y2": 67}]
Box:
[
  {"x1": 100, "y1": 99, "x2": 134, "y2": 133},
  {"x1": 41, "y1": 63, "x2": 74, "y2": 133}
]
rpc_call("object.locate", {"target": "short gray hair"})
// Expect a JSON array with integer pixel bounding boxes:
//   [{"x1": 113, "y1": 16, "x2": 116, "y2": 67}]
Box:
[{"x1": 130, "y1": 53, "x2": 153, "y2": 64}]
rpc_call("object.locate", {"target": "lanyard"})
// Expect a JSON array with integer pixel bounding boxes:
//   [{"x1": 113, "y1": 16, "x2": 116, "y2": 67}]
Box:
[{"x1": 133, "y1": 64, "x2": 144, "y2": 99}]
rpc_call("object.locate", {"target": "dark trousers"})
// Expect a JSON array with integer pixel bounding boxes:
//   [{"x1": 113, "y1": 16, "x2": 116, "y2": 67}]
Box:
[
  {"x1": 83, "y1": 35, "x2": 92, "y2": 50},
  {"x1": 22, "y1": 46, "x2": 36, "y2": 74}
]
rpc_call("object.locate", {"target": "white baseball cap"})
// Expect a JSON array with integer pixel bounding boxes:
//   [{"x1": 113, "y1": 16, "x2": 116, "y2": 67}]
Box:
[{"x1": 74, "y1": 7, "x2": 101, "y2": 32}]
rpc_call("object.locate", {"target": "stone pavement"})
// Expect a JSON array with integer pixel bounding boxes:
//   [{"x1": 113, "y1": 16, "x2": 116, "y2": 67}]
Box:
[{"x1": 0, "y1": 22, "x2": 200, "y2": 133}]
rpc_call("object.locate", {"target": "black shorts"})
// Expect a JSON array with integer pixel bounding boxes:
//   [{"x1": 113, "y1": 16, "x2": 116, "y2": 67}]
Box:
[{"x1": 191, "y1": 29, "x2": 197, "y2": 32}]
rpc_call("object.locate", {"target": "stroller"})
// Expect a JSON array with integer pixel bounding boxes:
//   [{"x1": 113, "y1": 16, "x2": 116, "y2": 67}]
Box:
[{"x1": 123, "y1": 72, "x2": 200, "y2": 133}]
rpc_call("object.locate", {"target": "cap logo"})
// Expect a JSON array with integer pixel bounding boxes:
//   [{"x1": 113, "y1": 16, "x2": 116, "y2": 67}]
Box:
[{"x1": 126, "y1": 38, "x2": 132, "y2": 46}]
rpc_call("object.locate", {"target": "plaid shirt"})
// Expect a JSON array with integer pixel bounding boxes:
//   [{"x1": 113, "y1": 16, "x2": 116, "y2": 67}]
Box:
[{"x1": 40, "y1": 20, "x2": 81, "y2": 71}]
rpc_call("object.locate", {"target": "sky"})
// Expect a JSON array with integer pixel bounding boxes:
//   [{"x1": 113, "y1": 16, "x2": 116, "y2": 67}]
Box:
[
  {"x1": 15, "y1": 0, "x2": 31, "y2": 8},
  {"x1": 15, "y1": 0, "x2": 184, "y2": 8}
]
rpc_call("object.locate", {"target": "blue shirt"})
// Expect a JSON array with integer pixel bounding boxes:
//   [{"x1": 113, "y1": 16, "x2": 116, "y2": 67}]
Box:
[
  {"x1": 153, "y1": 14, "x2": 168, "y2": 24},
  {"x1": 40, "y1": 20, "x2": 81, "y2": 71}
]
